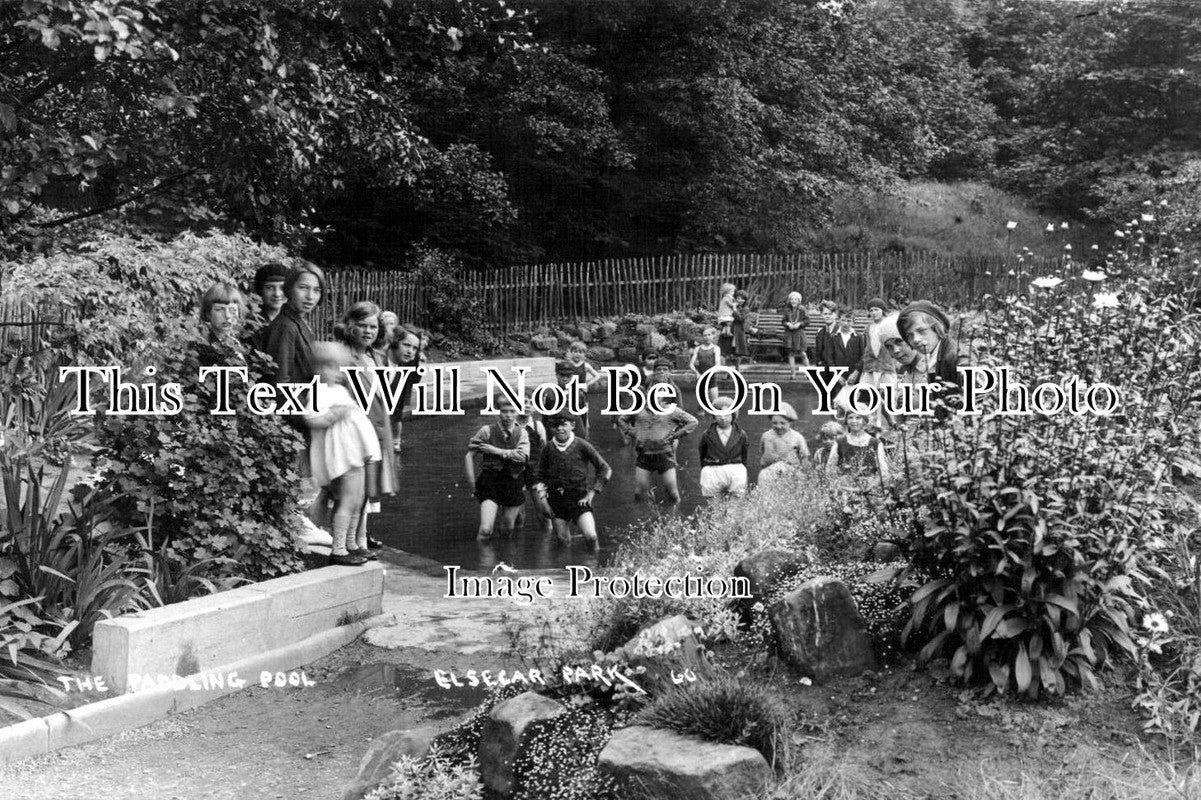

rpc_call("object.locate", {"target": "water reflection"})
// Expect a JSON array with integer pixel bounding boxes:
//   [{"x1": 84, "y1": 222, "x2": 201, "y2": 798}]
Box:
[{"x1": 370, "y1": 380, "x2": 826, "y2": 571}]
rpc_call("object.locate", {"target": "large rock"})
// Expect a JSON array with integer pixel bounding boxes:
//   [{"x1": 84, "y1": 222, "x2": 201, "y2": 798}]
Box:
[
  {"x1": 577, "y1": 324, "x2": 597, "y2": 343},
  {"x1": 676, "y1": 319, "x2": 702, "y2": 343},
  {"x1": 598, "y1": 726, "x2": 771, "y2": 800},
  {"x1": 616, "y1": 615, "x2": 717, "y2": 696},
  {"x1": 508, "y1": 341, "x2": 532, "y2": 357},
  {"x1": 479, "y1": 691, "x2": 566, "y2": 795},
  {"x1": 733, "y1": 550, "x2": 809, "y2": 608},
  {"x1": 531, "y1": 335, "x2": 558, "y2": 351},
  {"x1": 586, "y1": 345, "x2": 616, "y2": 363},
  {"x1": 644, "y1": 332, "x2": 669, "y2": 352},
  {"x1": 768, "y1": 577, "x2": 877, "y2": 679},
  {"x1": 342, "y1": 728, "x2": 433, "y2": 800},
  {"x1": 617, "y1": 346, "x2": 639, "y2": 362},
  {"x1": 870, "y1": 541, "x2": 902, "y2": 562}
]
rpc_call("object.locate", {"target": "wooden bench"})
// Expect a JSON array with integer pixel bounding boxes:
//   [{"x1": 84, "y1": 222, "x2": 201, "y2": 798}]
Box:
[{"x1": 747, "y1": 309, "x2": 871, "y2": 361}]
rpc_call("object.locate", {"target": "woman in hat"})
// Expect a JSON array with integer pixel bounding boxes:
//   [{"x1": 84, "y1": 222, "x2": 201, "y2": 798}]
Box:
[
  {"x1": 897, "y1": 300, "x2": 964, "y2": 389},
  {"x1": 758, "y1": 401, "x2": 810, "y2": 484}
]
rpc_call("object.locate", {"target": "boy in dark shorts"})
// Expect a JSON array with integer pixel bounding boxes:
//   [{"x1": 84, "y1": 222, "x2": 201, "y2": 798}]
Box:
[
  {"x1": 617, "y1": 381, "x2": 698, "y2": 504},
  {"x1": 534, "y1": 415, "x2": 612, "y2": 547},
  {"x1": 465, "y1": 397, "x2": 530, "y2": 540}
]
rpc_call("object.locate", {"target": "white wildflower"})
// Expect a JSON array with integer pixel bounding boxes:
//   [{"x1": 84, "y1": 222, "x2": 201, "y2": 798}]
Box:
[{"x1": 1032, "y1": 276, "x2": 1064, "y2": 289}]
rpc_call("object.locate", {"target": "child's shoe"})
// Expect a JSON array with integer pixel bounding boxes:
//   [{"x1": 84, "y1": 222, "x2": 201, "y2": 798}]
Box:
[{"x1": 330, "y1": 552, "x2": 368, "y2": 566}]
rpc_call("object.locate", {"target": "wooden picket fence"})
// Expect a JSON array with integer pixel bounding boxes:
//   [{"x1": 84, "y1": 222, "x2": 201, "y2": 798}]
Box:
[
  {"x1": 312, "y1": 251, "x2": 1051, "y2": 336},
  {"x1": 1, "y1": 251, "x2": 1055, "y2": 342}
]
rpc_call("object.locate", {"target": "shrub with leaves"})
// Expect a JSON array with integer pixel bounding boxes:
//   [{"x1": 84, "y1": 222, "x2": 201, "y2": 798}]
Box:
[
  {"x1": 97, "y1": 332, "x2": 305, "y2": 580},
  {"x1": 411, "y1": 246, "x2": 498, "y2": 356},
  {"x1": 897, "y1": 213, "x2": 1201, "y2": 698},
  {"x1": 634, "y1": 675, "x2": 787, "y2": 767},
  {"x1": 1134, "y1": 519, "x2": 1201, "y2": 757},
  {"x1": 363, "y1": 750, "x2": 483, "y2": 800},
  {"x1": 505, "y1": 475, "x2": 836, "y2": 683}
]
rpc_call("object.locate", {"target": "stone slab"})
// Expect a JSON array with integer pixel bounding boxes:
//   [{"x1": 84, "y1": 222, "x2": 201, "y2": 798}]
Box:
[{"x1": 93, "y1": 562, "x2": 384, "y2": 692}]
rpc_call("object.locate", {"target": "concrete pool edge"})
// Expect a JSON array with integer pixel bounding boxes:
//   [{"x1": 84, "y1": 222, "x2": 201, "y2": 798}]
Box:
[{"x1": 0, "y1": 610, "x2": 398, "y2": 766}]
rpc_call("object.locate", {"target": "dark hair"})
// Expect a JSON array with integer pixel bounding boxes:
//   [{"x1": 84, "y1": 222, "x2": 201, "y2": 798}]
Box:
[
  {"x1": 334, "y1": 301, "x2": 384, "y2": 349},
  {"x1": 253, "y1": 262, "x2": 289, "y2": 293},
  {"x1": 199, "y1": 282, "x2": 246, "y2": 322},
  {"x1": 283, "y1": 260, "x2": 327, "y2": 300}
]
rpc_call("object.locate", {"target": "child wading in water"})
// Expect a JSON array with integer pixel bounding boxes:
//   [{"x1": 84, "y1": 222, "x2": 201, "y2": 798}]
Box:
[
  {"x1": 535, "y1": 415, "x2": 612, "y2": 548},
  {"x1": 617, "y1": 381, "x2": 698, "y2": 504},
  {"x1": 698, "y1": 397, "x2": 748, "y2": 502},
  {"x1": 303, "y1": 342, "x2": 382, "y2": 566},
  {"x1": 812, "y1": 421, "x2": 844, "y2": 468},
  {"x1": 465, "y1": 397, "x2": 530, "y2": 540},
  {"x1": 515, "y1": 400, "x2": 553, "y2": 536},
  {"x1": 562, "y1": 345, "x2": 599, "y2": 438},
  {"x1": 758, "y1": 401, "x2": 810, "y2": 484},
  {"x1": 827, "y1": 411, "x2": 891, "y2": 482}
]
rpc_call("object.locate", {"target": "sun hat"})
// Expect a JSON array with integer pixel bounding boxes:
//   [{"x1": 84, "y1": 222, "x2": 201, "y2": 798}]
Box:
[
  {"x1": 772, "y1": 401, "x2": 798, "y2": 422},
  {"x1": 866, "y1": 297, "x2": 887, "y2": 311},
  {"x1": 877, "y1": 312, "x2": 902, "y2": 344},
  {"x1": 897, "y1": 300, "x2": 951, "y2": 340}
]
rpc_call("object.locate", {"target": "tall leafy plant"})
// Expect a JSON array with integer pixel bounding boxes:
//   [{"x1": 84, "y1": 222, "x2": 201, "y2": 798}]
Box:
[{"x1": 899, "y1": 215, "x2": 1201, "y2": 698}]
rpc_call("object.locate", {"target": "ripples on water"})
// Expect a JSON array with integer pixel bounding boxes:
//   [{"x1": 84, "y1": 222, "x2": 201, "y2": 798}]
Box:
[{"x1": 371, "y1": 380, "x2": 826, "y2": 572}]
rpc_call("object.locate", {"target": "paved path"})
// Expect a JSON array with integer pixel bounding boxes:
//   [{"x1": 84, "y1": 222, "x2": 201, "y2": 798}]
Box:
[{"x1": 366, "y1": 560, "x2": 514, "y2": 654}]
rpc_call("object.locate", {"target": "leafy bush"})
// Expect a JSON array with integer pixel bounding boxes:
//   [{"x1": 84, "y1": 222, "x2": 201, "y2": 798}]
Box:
[
  {"x1": 363, "y1": 750, "x2": 483, "y2": 800},
  {"x1": 0, "y1": 554, "x2": 70, "y2": 721},
  {"x1": 411, "y1": 246, "x2": 498, "y2": 356},
  {"x1": 897, "y1": 217, "x2": 1201, "y2": 698},
  {"x1": 98, "y1": 334, "x2": 305, "y2": 581},
  {"x1": 1134, "y1": 521, "x2": 1201, "y2": 758},
  {"x1": 634, "y1": 675, "x2": 787, "y2": 767}
]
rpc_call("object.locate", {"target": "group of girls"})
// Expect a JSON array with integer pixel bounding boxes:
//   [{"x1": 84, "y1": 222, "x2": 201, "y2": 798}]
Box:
[{"x1": 195, "y1": 261, "x2": 427, "y2": 566}]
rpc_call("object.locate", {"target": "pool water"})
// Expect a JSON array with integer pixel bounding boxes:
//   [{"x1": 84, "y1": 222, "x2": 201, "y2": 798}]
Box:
[{"x1": 370, "y1": 380, "x2": 827, "y2": 571}]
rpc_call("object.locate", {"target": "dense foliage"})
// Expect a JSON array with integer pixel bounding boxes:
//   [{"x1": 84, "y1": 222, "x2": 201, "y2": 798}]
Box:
[
  {"x1": 0, "y1": 229, "x2": 307, "y2": 719},
  {"x1": 5, "y1": 0, "x2": 1191, "y2": 265},
  {"x1": 898, "y1": 220, "x2": 1201, "y2": 698}
]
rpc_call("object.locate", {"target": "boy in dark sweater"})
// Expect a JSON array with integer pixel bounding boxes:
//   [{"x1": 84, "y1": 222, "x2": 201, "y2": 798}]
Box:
[
  {"x1": 697, "y1": 396, "x2": 748, "y2": 501},
  {"x1": 535, "y1": 415, "x2": 612, "y2": 547}
]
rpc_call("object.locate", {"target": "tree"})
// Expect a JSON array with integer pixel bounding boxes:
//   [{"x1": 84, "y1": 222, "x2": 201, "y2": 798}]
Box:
[{"x1": 0, "y1": 0, "x2": 530, "y2": 245}]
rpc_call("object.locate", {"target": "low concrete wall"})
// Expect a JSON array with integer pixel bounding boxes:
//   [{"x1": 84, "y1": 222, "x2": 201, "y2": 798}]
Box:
[
  {"x1": 93, "y1": 562, "x2": 384, "y2": 693},
  {"x1": 415, "y1": 356, "x2": 555, "y2": 411}
]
